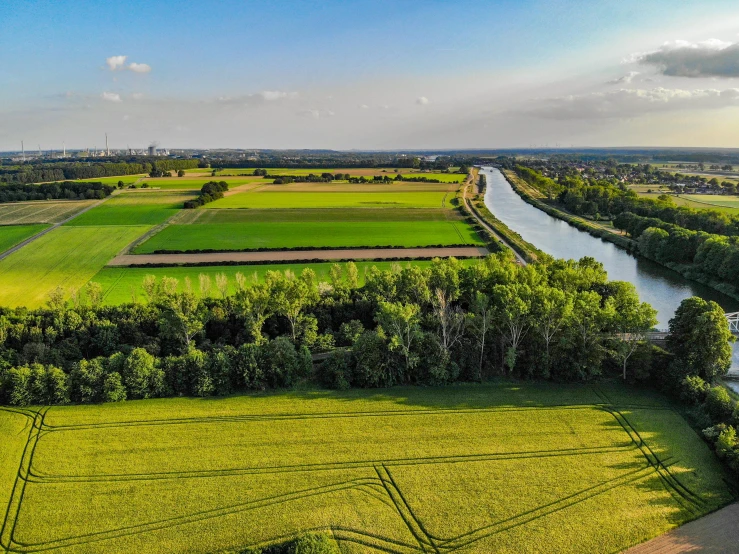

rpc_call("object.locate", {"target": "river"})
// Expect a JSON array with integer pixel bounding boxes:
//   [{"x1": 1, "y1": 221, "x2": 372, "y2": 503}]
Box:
[{"x1": 479, "y1": 167, "x2": 739, "y2": 382}]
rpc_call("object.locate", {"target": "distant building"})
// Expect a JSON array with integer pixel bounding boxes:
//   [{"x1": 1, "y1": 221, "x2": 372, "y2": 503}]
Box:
[{"x1": 148, "y1": 145, "x2": 157, "y2": 156}]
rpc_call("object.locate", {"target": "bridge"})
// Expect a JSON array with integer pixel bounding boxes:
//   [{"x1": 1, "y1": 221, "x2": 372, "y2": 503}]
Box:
[{"x1": 644, "y1": 313, "x2": 739, "y2": 344}]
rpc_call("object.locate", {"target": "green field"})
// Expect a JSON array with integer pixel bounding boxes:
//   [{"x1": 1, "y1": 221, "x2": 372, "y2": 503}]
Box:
[
  {"x1": 138, "y1": 177, "x2": 262, "y2": 190},
  {"x1": 67, "y1": 192, "x2": 193, "y2": 226},
  {"x1": 210, "y1": 191, "x2": 451, "y2": 209},
  {"x1": 0, "y1": 224, "x2": 47, "y2": 253},
  {"x1": 0, "y1": 225, "x2": 150, "y2": 308},
  {"x1": 135, "y1": 221, "x2": 481, "y2": 252},
  {"x1": 77, "y1": 175, "x2": 145, "y2": 185},
  {"x1": 0, "y1": 382, "x2": 731, "y2": 553},
  {"x1": 0, "y1": 201, "x2": 97, "y2": 225},
  {"x1": 92, "y1": 260, "x2": 469, "y2": 304},
  {"x1": 675, "y1": 194, "x2": 739, "y2": 213}
]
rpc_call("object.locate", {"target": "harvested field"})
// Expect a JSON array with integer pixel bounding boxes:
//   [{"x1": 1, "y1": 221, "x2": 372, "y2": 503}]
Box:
[
  {"x1": 256, "y1": 182, "x2": 453, "y2": 193},
  {"x1": 0, "y1": 224, "x2": 47, "y2": 253},
  {"x1": 0, "y1": 225, "x2": 150, "y2": 308},
  {"x1": 174, "y1": 207, "x2": 464, "y2": 224},
  {"x1": 110, "y1": 246, "x2": 489, "y2": 266},
  {"x1": 0, "y1": 200, "x2": 97, "y2": 225},
  {"x1": 92, "y1": 259, "x2": 472, "y2": 304},
  {"x1": 0, "y1": 382, "x2": 731, "y2": 553}
]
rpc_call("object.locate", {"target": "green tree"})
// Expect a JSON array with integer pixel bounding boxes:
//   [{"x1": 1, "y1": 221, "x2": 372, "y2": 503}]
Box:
[
  {"x1": 122, "y1": 348, "x2": 164, "y2": 399},
  {"x1": 375, "y1": 301, "x2": 420, "y2": 372},
  {"x1": 607, "y1": 282, "x2": 657, "y2": 380}
]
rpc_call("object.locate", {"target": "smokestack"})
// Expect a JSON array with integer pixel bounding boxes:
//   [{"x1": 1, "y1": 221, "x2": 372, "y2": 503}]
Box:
[
  {"x1": 21, "y1": 140, "x2": 25, "y2": 162},
  {"x1": 63, "y1": 141, "x2": 66, "y2": 158},
  {"x1": 106, "y1": 133, "x2": 109, "y2": 156}
]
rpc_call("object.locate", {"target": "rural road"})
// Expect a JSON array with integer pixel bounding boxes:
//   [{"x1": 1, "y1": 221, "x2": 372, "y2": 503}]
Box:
[
  {"x1": 623, "y1": 502, "x2": 739, "y2": 553},
  {"x1": 0, "y1": 192, "x2": 118, "y2": 262},
  {"x1": 462, "y1": 174, "x2": 527, "y2": 265},
  {"x1": 108, "y1": 246, "x2": 490, "y2": 266}
]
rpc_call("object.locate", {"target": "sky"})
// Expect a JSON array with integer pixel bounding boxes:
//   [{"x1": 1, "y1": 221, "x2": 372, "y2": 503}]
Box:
[{"x1": 3, "y1": 0, "x2": 739, "y2": 150}]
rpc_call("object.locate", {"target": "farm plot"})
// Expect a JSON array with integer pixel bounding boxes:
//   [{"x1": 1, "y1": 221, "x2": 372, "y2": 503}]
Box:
[
  {"x1": 0, "y1": 225, "x2": 150, "y2": 308},
  {"x1": 0, "y1": 201, "x2": 97, "y2": 225},
  {"x1": 92, "y1": 259, "x2": 473, "y2": 304},
  {"x1": 0, "y1": 224, "x2": 47, "y2": 253},
  {"x1": 135, "y1": 208, "x2": 482, "y2": 253},
  {"x1": 676, "y1": 194, "x2": 739, "y2": 212},
  {"x1": 0, "y1": 383, "x2": 731, "y2": 554},
  {"x1": 210, "y1": 191, "x2": 451, "y2": 209},
  {"x1": 137, "y1": 177, "x2": 263, "y2": 190},
  {"x1": 67, "y1": 192, "x2": 193, "y2": 226}
]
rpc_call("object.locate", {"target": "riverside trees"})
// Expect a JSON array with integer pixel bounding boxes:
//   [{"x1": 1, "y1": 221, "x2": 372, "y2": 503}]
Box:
[{"x1": 0, "y1": 254, "x2": 660, "y2": 405}]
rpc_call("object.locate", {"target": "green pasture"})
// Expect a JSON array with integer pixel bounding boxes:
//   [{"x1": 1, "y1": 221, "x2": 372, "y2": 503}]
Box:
[
  {"x1": 77, "y1": 175, "x2": 145, "y2": 185},
  {"x1": 178, "y1": 207, "x2": 462, "y2": 224},
  {"x1": 1, "y1": 382, "x2": 731, "y2": 553},
  {"x1": 210, "y1": 191, "x2": 451, "y2": 209},
  {"x1": 0, "y1": 224, "x2": 47, "y2": 253},
  {"x1": 134, "y1": 177, "x2": 262, "y2": 190},
  {"x1": 135, "y1": 219, "x2": 482, "y2": 253},
  {"x1": 0, "y1": 225, "x2": 150, "y2": 308},
  {"x1": 67, "y1": 192, "x2": 193, "y2": 226},
  {"x1": 678, "y1": 194, "x2": 739, "y2": 209},
  {"x1": 0, "y1": 201, "x2": 96, "y2": 225},
  {"x1": 92, "y1": 260, "x2": 474, "y2": 305}
]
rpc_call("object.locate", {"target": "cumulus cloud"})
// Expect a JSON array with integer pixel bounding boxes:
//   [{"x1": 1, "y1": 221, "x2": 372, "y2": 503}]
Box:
[
  {"x1": 106, "y1": 55, "x2": 127, "y2": 70},
  {"x1": 105, "y1": 56, "x2": 152, "y2": 73},
  {"x1": 416, "y1": 96, "x2": 430, "y2": 105},
  {"x1": 101, "y1": 91, "x2": 122, "y2": 102},
  {"x1": 635, "y1": 39, "x2": 739, "y2": 78},
  {"x1": 128, "y1": 62, "x2": 151, "y2": 73},
  {"x1": 608, "y1": 71, "x2": 640, "y2": 84},
  {"x1": 524, "y1": 87, "x2": 739, "y2": 119}
]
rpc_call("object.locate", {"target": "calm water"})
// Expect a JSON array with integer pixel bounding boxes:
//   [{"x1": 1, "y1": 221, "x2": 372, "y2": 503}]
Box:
[{"x1": 480, "y1": 167, "x2": 739, "y2": 379}]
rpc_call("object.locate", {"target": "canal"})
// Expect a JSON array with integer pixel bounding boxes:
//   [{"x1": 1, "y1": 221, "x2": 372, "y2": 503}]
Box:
[{"x1": 480, "y1": 166, "x2": 739, "y2": 380}]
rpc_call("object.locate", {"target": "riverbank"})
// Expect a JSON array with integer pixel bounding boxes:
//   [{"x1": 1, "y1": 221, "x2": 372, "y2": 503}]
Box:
[{"x1": 498, "y1": 168, "x2": 739, "y2": 303}]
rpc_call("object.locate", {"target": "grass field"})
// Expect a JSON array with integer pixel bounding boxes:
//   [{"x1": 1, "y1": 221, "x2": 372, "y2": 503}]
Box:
[
  {"x1": 210, "y1": 191, "x2": 451, "y2": 209},
  {"x1": 0, "y1": 382, "x2": 731, "y2": 553},
  {"x1": 77, "y1": 175, "x2": 145, "y2": 185},
  {"x1": 676, "y1": 194, "x2": 739, "y2": 212},
  {"x1": 67, "y1": 192, "x2": 193, "y2": 226},
  {"x1": 92, "y1": 260, "x2": 470, "y2": 304},
  {"x1": 0, "y1": 225, "x2": 150, "y2": 308},
  {"x1": 134, "y1": 220, "x2": 483, "y2": 253},
  {"x1": 138, "y1": 177, "x2": 263, "y2": 190},
  {"x1": 0, "y1": 201, "x2": 97, "y2": 225},
  {"x1": 0, "y1": 224, "x2": 47, "y2": 253}
]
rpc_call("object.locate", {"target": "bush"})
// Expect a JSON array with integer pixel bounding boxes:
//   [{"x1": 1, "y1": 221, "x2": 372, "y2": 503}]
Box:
[
  {"x1": 351, "y1": 330, "x2": 390, "y2": 387},
  {"x1": 679, "y1": 375, "x2": 708, "y2": 405},
  {"x1": 264, "y1": 337, "x2": 299, "y2": 387},
  {"x1": 318, "y1": 350, "x2": 351, "y2": 390},
  {"x1": 705, "y1": 386, "x2": 735, "y2": 423},
  {"x1": 290, "y1": 533, "x2": 340, "y2": 554}
]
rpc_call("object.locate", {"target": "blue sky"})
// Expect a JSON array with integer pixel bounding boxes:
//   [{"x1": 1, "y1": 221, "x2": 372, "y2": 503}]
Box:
[{"x1": 3, "y1": 0, "x2": 739, "y2": 149}]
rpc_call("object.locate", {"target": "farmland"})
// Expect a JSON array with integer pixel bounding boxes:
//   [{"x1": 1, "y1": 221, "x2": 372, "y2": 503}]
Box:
[
  {"x1": 135, "y1": 207, "x2": 482, "y2": 253},
  {"x1": 210, "y1": 191, "x2": 452, "y2": 209},
  {"x1": 0, "y1": 225, "x2": 149, "y2": 307},
  {"x1": 92, "y1": 259, "x2": 473, "y2": 304},
  {"x1": 67, "y1": 192, "x2": 194, "y2": 226},
  {"x1": 0, "y1": 224, "x2": 47, "y2": 253},
  {"x1": 0, "y1": 382, "x2": 731, "y2": 553},
  {"x1": 0, "y1": 200, "x2": 97, "y2": 225}
]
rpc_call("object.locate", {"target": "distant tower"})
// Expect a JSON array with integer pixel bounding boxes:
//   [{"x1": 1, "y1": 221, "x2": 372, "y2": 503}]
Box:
[
  {"x1": 21, "y1": 140, "x2": 25, "y2": 162},
  {"x1": 63, "y1": 141, "x2": 66, "y2": 158},
  {"x1": 148, "y1": 145, "x2": 156, "y2": 156},
  {"x1": 106, "y1": 133, "x2": 109, "y2": 156}
]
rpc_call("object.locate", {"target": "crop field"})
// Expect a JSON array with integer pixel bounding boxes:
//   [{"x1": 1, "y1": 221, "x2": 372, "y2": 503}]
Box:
[
  {"x1": 91, "y1": 259, "x2": 469, "y2": 304},
  {"x1": 0, "y1": 382, "x2": 731, "y2": 553},
  {"x1": 257, "y1": 182, "x2": 452, "y2": 193},
  {"x1": 77, "y1": 175, "x2": 145, "y2": 185},
  {"x1": 0, "y1": 224, "x2": 47, "y2": 253},
  {"x1": 676, "y1": 194, "x2": 739, "y2": 212},
  {"x1": 135, "y1": 221, "x2": 482, "y2": 252},
  {"x1": 210, "y1": 191, "x2": 451, "y2": 209},
  {"x1": 0, "y1": 201, "x2": 97, "y2": 225},
  {"x1": 67, "y1": 192, "x2": 193, "y2": 226},
  {"x1": 0, "y1": 225, "x2": 150, "y2": 308}
]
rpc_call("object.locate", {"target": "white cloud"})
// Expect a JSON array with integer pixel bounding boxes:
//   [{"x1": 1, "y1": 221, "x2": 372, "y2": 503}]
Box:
[
  {"x1": 128, "y1": 62, "x2": 151, "y2": 73},
  {"x1": 106, "y1": 55, "x2": 127, "y2": 71},
  {"x1": 101, "y1": 91, "x2": 122, "y2": 103},
  {"x1": 131, "y1": 93, "x2": 144, "y2": 100},
  {"x1": 259, "y1": 90, "x2": 296, "y2": 101},
  {"x1": 299, "y1": 109, "x2": 321, "y2": 119},
  {"x1": 416, "y1": 96, "x2": 430, "y2": 105},
  {"x1": 608, "y1": 71, "x2": 640, "y2": 85},
  {"x1": 634, "y1": 39, "x2": 739, "y2": 78},
  {"x1": 523, "y1": 87, "x2": 739, "y2": 119},
  {"x1": 358, "y1": 104, "x2": 369, "y2": 109}
]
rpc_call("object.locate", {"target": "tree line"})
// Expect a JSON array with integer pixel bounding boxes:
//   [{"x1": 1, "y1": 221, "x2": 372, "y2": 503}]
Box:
[
  {"x1": 183, "y1": 181, "x2": 229, "y2": 209},
  {"x1": 0, "y1": 181, "x2": 114, "y2": 203},
  {"x1": 0, "y1": 160, "x2": 199, "y2": 185}
]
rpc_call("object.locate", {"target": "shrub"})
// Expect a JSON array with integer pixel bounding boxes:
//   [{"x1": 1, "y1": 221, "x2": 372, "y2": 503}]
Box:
[
  {"x1": 290, "y1": 533, "x2": 340, "y2": 554},
  {"x1": 318, "y1": 350, "x2": 351, "y2": 390},
  {"x1": 351, "y1": 330, "x2": 389, "y2": 387},
  {"x1": 679, "y1": 375, "x2": 708, "y2": 405},
  {"x1": 264, "y1": 337, "x2": 299, "y2": 387},
  {"x1": 705, "y1": 386, "x2": 735, "y2": 423}
]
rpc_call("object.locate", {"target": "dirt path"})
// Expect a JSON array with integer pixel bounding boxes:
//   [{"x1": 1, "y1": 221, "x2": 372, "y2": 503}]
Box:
[
  {"x1": 624, "y1": 503, "x2": 739, "y2": 553},
  {"x1": 0, "y1": 192, "x2": 119, "y2": 261},
  {"x1": 108, "y1": 246, "x2": 489, "y2": 266},
  {"x1": 462, "y1": 174, "x2": 527, "y2": 265}
]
